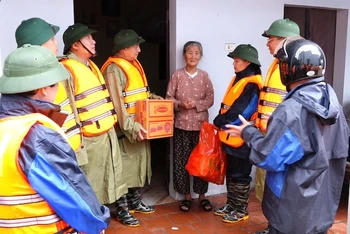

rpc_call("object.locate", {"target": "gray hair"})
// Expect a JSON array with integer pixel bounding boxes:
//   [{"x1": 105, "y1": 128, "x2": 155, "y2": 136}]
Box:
[{"x1": 182, "y1": 41, "x2": 203, "y2": 56}]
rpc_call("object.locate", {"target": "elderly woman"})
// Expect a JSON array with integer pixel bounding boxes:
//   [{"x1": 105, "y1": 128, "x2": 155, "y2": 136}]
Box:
[{"x1": 166, "y1": 41, "x2": 214, "y2": 212}]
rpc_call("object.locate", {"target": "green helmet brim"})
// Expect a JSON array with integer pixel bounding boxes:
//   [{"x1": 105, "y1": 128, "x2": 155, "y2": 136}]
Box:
[
  {"x1": 0, "y1": 63, "x2": 69, "y2": 94},
  {"x1": 0, "y1": 45, "x2": 69, "y2": 94}
]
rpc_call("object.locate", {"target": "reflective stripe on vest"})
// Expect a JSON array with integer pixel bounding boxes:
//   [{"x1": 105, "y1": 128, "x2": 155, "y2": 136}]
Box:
[
  {"x1": 61, "y1": 59, "x2": 117, "y2": 137},
  {"x1": 259, "y1": 99, "x2": 280, "y2": 108},
  {"x1": 218, "y1": 75, "x2": 263, "y2": 148},
  {"x1": 101, "y1": 57, "x2": 150, "y2": 118},
  {"x1": 0, "y1": 214, "x2": 61, "y2": 228},
  {"x1": 0, "y1": 194, "x2": 44, "y2": 205},
  {"x1": 255, "y1": 59, "x2": 287, "y2": 132},
  {"x1": 54, "y1": 82, "x2": 81, "y2": 151},
  {"x1": 0, "y1": 113, "x2": 69, "y2": 233}
]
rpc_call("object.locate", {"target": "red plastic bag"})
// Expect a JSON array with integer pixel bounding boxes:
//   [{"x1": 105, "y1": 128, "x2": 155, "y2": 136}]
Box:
[{"x1": 185, "y1": 121, "x2": 227, "y2": 185}]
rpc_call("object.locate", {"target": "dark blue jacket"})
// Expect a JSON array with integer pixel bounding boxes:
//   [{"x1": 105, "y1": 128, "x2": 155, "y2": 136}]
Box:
[{"x1": 242, "y1": 78, "x2": 348, "y2": 233}]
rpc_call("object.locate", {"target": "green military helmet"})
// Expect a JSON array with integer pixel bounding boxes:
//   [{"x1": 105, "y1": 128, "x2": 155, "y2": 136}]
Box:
[
  {"x1": 15, "y1": 17, "x2": 60, "y2": 48},
  {"x1": 262, "y1": 18, "x2": 300, "y2": 38},
  {"x1": 112, "y1": 29, "x2": 145, "y2": 54},
  {"x1": 0, "y1": 44, "x2": 69, "y2": 94},
  {"x1": 227, "y1": 44, "x2": 261, "y2": 66},
  {"x1": 63, "y1": 23, "x2": 96, "y2": 55}
]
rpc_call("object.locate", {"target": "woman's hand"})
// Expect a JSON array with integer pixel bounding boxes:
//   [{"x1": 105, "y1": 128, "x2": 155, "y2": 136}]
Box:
[
  {"x1": 224, "y1": 115, "x2": 251, "y2": 137},
  {"x1": 181, "y1": 100, "x2": 196, "y2": 109}
]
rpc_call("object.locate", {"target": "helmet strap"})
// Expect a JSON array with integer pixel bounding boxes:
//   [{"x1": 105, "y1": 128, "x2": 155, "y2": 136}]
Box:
[{"x1": 79, "y1": 40, "x2": 97, "y2": 57}]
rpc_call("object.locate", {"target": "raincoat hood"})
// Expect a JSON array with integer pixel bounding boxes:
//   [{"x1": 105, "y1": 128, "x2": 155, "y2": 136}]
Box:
[
  {"x1": 0, "y1": 94, "x2": 61, "y2": 119},
  {"x1": 285, "y1": 77, "x2": 339, "y2": 126}
]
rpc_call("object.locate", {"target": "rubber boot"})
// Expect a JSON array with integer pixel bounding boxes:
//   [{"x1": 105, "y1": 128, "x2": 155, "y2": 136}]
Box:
[
  {"x1": 214, "y1": 178, "x2": 236, "y2": 216},
  {"x1": 115, "y1": 195, "x2": 140, "y2": 227},
  {"x1": 222, "y1": 182, "x2": 250, "y2": 223},
  {"x1": 127, "y1": 188, "x2": 155, "y2": 214}
]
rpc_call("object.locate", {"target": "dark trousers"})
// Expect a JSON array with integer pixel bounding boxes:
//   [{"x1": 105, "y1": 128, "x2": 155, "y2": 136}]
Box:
[
  {"x1": 173, "y1": 128, "x2": 208, "y2": 195},
  {"x1": 226, "y1": 153, "x2": 252, "y2": 183}
]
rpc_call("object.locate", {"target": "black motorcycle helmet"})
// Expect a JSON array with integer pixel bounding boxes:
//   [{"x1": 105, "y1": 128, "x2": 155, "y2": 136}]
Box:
[{"x1": 274, "y1": 39, "x2": 326, "y2": 86}]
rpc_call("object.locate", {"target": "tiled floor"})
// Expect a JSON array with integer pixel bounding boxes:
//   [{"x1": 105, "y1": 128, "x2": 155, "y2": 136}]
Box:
[{"x1": 105, "y1": 188, "x2": 348, "y2": 234}]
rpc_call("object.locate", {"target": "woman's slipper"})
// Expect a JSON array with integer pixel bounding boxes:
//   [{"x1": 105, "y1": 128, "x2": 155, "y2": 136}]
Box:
[
  {"x1": 180, "y1": 199, "x2": 192, "y2": 212},
  {"x1": 200, "y1": 199, "x2": 213, "y2": 212}
]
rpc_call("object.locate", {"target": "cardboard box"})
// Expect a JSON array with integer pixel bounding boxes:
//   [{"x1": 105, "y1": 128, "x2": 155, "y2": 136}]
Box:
[{"x1": 136, "y1": 99, "x2": 174, "y2": 139}]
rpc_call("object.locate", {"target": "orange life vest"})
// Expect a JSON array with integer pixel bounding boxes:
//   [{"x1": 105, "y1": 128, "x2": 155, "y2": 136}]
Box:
[
  {"x1": 0, "y1": 113, "x2": 70, "y2": 234},
  {"x1": 101, "y1": 57, "x2": 150, "y2": 118},
  {"x1": 61, "y1": 59, "x2": 117, "y2": 137},
  {"x1": 218, "y1": 75, "x2": 262, "y2": 148},
  {"x1": 53, "y1": 82, "x2": 81, "y2": 151},
  {"x1": 255, "y1": 59, "x2": 287, "y2": 132}
]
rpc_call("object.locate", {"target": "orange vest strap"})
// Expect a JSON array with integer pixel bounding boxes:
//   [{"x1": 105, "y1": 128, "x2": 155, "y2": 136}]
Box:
[
  {"x1": 262, "y1": 86, "x2": 287, "y2": 96},
  {"x1": 58, "y1": 98, "x2": 70, "y2": 108},
  {"x1": 55, "y1": 226, "x2": 77, "y2": 234},
  {"x1": 220, "y1": 103, "x2": 231, "y2": 110},
  {"x1": 65, "y1": 124, "x2": 81, "y2": 137},
  {"x1": 257, "y1": 113, "x2": 270, "y2": 119},
  {"x1": 75, "y1": 84, "x2": 107, "y2": 101},
  {"x1": 77, "y1": 97, "x2": 112, "y2": 113},
  {"x1": 259, "y1": 99, "x2": 280, "y2": 108},
  {"x1": 124, "y1": 101, "x2": 137, "y2": 109},
  {"x1": 122, "y1": 86, "x2": 150, "y2": 97},
  {"x1": 81, "y1": 109, "x2": 116, "y2": 127}
]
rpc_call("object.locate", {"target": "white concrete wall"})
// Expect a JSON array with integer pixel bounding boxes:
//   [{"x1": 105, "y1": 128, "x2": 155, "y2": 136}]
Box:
[
  {"x1": 0, "y1": 0, "x2": 74, "y2": 70},
  {"x1": 169, "y1": 0, "x2": 350, "y2": 198}
]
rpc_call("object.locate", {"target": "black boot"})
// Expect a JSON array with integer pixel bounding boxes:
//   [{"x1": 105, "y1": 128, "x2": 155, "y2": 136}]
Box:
[
  {"x1": 214, "y1": 177, "x2": 236, "y2": 216},
  {"x1": 115, "y1": 195, "x2": 140, "y2": 227},
  {"x1": 255, "y1": 227, "x2": 269, "y2": 234},
  {"x1": 127, "y1": 188, "x2": 155, "y2": 214},
  {"x1": 222, "y1": 182, "x2": 250, "y2": 223}
]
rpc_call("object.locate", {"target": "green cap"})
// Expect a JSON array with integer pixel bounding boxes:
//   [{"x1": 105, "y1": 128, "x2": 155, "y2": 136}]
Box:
[
  {"x1": 227, "y1": 44, "x2": 261, "y2": 66},
  {"x1": 0, "y1": 44, "x2": 69, "y2": 94},
  {"x1": 63, "y1": 23, "x2": 97, "y2": 55},
  {"x1": 15, "y1": 17, "x2": 60, "y2": 48},
  {"x1": 112, "y1": 29, "x2": 145, "y2": 54},
  {"x1": 262, "y1": 18, "x2": 300, "y2": 38}
]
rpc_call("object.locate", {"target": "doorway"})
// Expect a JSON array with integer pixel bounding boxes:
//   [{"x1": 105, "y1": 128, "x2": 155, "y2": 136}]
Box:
[
  {"x1": 284, "y1": 6, "x2": 336, "y2": 85},
  {"x1": 73, "y1": 0, "x2": 171, "y2": 205}
]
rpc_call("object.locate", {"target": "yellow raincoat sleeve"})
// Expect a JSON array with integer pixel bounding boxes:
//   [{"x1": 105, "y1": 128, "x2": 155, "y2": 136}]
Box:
[{"x1": 103, "y1": 63, "x2": 142, "y2": 143}]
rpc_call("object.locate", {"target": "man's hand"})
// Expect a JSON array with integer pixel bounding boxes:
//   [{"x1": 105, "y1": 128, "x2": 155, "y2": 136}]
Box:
[
  {"x1": 224, "y1": 115, "x2": 251, "y2": 137},
  {"x1": 152, "y1": 94, "x2": 164, "y2": 100},
  {"x1": 137, "y1": 126, "x2": 147, "y2": 141}
]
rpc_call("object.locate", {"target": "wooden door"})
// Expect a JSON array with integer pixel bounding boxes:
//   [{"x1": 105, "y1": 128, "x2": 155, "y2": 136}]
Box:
[{"x1": 284, "y1": 7, "x2": 336, "y2": 85}]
